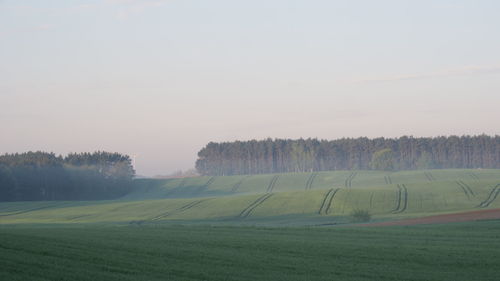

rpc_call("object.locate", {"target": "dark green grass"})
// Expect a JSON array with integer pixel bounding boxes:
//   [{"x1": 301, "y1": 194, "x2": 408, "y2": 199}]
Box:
[{"x1": 1, "y1": 221, "x2": 500, "y2": 281}]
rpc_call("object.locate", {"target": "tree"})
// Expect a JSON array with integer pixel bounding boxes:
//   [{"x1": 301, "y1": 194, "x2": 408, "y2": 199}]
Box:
[
  {"x1": 416, "y1": 151, "x2": 435, "y2": 169},
  {"x1": 0, "y1": 151, "x2": 135, "y2": 202},
  {"x1": 195, "y1": 135, "x2": 499, "y2": 175},
  {"x1": 370, "y1": 149, "x2": 394, "y2": 171},
  {"x1": 0, "y1": 165, "x2": 17, "y2": 201}
]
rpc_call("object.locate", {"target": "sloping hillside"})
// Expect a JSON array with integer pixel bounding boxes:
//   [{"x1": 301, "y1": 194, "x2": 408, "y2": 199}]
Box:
[{"x1": 1, "y1": 169, "x2": 499, "y2": 225}]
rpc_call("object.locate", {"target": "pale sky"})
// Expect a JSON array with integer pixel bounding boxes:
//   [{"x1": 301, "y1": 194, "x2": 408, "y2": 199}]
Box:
[{"x1": 1, "y1": 0, "x2": 499, "y2": 176}]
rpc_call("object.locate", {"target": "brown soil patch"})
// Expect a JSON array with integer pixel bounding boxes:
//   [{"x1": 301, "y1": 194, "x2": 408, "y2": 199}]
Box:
[{"x1": 363, "y1": 208, "x2": 500, "y2": 227}]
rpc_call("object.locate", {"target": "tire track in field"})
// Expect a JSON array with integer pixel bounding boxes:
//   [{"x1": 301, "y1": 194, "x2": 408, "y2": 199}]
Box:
[
  {"x1": 456, "y1": 181, "x2": 471, "y2": 199},
  {"x1": 0, "y1": 202, "x2": 70, "y2": 217},
  {"x1": 230, "y1": 176, "x2": 248, "y2": 193},
  {"x1": 193, "y1": 177, "x2": 216, "y2": 195},
  {"x1": 369, "y1": 192, "x2": 375, "y2": 209},
  {"x1": 344, "y1": 172, "x2": 357, "y2": 188},
  {"x1": 384, "y1": 175, "x2": 393, "y2": 185},
  {"x1": 392, "y1": 184, "x2": 408, "y2": 214},
  {"x1": 318, "y1": 188, "x2": 340, "y2": 215},
  {"x1": 424, "y1": 172, "x2": 435, "y2": 182},
  {"x1": 237, "y1": 175, "x2": 278, "y2": 219},
  {"x1": 305, "y1": 173, "x2": 318, "y2": 190},
  {"x1": 164, "y1": 178, "x2": 188, "y2": 197},
  {"x1": 456, "y1": 180, "x2": 475, "y2": 199},
  {"x1": 266, "y1": 175, "x2": 279, "y2": 193},
  {"x1": 151, "y1": 199, "x2": 210, "y2": 221},
  {"x1": 477, "y1": 184, "x2": 500, "y2": 208},
  {"x1": 325, "y1": 188, "x2": 340, "y2": 214},
  {"x1": 460, "y1": 180, "x2": 475, "y2": 196},
  {"x1": 324, "y1": 188, "x2": 341, "y2": 214},
  {"x1": 318, "y1": 189, "x2": 334, "y2": 214},
  {"x1": 468, "y1": 172, "x2": 480, "y2": 181},
  {"x1": 238, "y1": 193, "x2": 274, "y2": 218}
]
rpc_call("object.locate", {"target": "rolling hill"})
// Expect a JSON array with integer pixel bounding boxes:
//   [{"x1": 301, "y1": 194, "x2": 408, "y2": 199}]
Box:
[{"x1": 1, "y1": 169, "x2": 499, "y2": 225}]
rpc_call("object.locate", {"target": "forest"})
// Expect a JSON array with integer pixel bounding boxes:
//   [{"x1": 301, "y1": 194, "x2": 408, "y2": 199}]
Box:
[
  {"x1": 195, "y1": 135, "x2": 500, "y2": 176},
  {"x1": 0, "y1": 151, "x2": 135, "y2": 202}
]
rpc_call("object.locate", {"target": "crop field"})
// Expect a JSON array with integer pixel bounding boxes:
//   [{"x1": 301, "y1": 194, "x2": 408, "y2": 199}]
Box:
[
  {"x1": 1, "y1": 169, "x2": 499, "y2": 225},
  {"x1": 2, "y1": 169, "x2": 500, "y2": 281},
  {"x1": 1, "y1": 222, "x2": 500, "y2": 281}
]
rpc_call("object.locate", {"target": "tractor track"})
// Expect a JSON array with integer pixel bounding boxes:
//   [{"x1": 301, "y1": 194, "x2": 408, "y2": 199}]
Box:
[
  {"x1": 193, "y1": 177, "x2": 216, "y2": 195},
  {"x1": 456, "y1": 181, "x2": 471, "y2": 199},
  {"x1": 324, "y1": 189, "x2": 340, "y2": 214},
  {"x1": 459, "y1": 180, "x2": 475, "y2": 196},
  {"x1": 468, "y1": 172, "x2": 480, "y2": 181},
  {"x1": 369, "y1": 192, "x2": 375, "y2": 208},
  {"x1": 305, "y1": 173, "x2": 318, "y2": 190},
  {"x1": 456, "y1": 180, "x2": 475, "y2": 199},
  {"x1": 230, "y1": 177, "x2": 248, "y2": 193},
  {"x1": 392, "y1": 184, "x2": 408, "y2": 214},
  {"x1": 318, "y1": 189, "x2": 334, "y2": 214},
  {"x1": 344, "y1": 172, "x2": 357, "y2": 188},
  {"x1": 384, "y1": 175, "x2": 393, "y2": 185},
  {"x1": 151, "y1": 199, "x2": 209, "y2": 221},
  {"x1": 424, "y1": 172, "x2": 435, "y2": 182},
  {"x1": 164, "y1": 178, "x2": 188, "y2": 197},
  {"x1": 0, "y1": 202, "x2": 70, "y2": 217},
  {"x1": 477, "y1": 184, "x2": 500, "y2": 208},
  {"x1": 238, "y1": 193, "x2": 273, "y2": 218},
  {"x1": 237, "y1": 175, "x2": 278, "y2": 219},
  {"x1": 318, "y1": 188, "x2": 340, "y2": 215},
  {"x1": 266, "y1": 175, "x2": 279, "y2": 193}
]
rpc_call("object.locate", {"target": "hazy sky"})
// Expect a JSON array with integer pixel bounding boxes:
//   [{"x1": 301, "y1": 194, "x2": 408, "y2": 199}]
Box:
[{"x1": 1, "y1": 0, "x2": 499, "y2": 176}]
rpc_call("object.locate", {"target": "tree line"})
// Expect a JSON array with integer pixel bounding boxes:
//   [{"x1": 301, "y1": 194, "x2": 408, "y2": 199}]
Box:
[
  {"x1": 195, "y1": 135, "x2": 500, "y2": 176},
  {"x1": 0, "y1": 151, "x2": 135, "y2": 202}
]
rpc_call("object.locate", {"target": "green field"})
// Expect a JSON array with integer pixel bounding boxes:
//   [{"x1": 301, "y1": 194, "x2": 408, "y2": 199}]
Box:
[
  {"x1": 1, "y1": 222, "x2": 500, "y2": 281},
  {"x1": 2, "y1": 169, "x2": 500, "y2": 280},
  {"x1": 1, "y1": 169, "x2": 499, "y2": 225}
]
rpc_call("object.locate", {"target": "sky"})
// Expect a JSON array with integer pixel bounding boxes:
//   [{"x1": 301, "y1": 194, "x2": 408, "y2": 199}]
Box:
[{"x1": 1, "y1": 0, "x2": 499, "y2": 176}]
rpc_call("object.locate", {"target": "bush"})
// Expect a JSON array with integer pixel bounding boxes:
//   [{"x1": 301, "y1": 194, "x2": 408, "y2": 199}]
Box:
[{"x1": 350, "y1": 209, "x2": 371, "y2": 223}]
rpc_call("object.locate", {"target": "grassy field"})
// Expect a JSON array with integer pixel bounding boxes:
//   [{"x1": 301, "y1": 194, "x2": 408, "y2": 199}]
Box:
[
  {"x1": 1, "y1": 221, "x2": 500, "y2": 281},
  {"x1": 2, "y1": 169, "x2": 500, "y2": 281},
  {"x1": 1, "y1": 169, "x2": 499, "y2": 225}
]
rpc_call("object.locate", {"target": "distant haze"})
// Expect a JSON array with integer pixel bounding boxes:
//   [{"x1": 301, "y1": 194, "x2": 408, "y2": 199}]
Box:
[{"x1": 1, "y1": 1, "x2": 499, "y2": 176}]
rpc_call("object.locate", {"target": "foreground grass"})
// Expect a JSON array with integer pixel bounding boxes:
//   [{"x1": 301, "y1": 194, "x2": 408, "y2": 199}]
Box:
[{"x1": 1, "y1": 221, "x2": 500, "y2": 281}]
